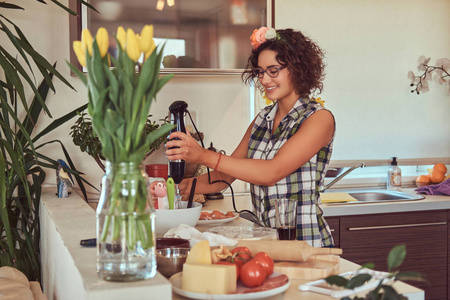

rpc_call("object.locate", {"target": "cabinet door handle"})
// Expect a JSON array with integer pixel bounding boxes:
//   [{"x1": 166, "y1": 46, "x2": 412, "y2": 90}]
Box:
[{"x1": 348, "y1": 222, "x2": 447, "y2": 231}]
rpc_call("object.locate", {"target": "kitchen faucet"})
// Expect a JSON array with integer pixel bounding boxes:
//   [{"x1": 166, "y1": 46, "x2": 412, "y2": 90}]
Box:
[{"x1": 320, "y1": 163, "x2": 366, "y2": 192}]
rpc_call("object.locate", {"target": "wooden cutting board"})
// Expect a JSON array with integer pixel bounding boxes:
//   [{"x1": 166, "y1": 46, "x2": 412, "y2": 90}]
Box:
[
  {"x1": 236, "y1": 240, "x2": 343, "y2": 262},
  {"x1": 274, "y1": 255, "x2": 340, "y2": 280}
]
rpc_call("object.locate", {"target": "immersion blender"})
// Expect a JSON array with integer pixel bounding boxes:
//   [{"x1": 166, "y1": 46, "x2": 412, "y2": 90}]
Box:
[{"x1": 168, "y1": 101, "x2": 188, "y2": 209}]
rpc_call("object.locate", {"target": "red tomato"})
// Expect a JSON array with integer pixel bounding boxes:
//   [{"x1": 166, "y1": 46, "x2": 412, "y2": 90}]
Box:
[
  {"x1": 231, "y1": 246, "x2": 252, "y2": 261},
  {"x1": 253, "y1": 252, "x2": 274, "y2": 276},
  {"x1": 216, "y1": 261, "x2": 240, "y2": 281},
  {"x1": 240, "y1": 260, "x2": 267, "y2": 288}
]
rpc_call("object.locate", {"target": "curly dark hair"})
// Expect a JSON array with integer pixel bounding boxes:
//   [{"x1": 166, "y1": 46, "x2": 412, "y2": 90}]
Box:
[{"x1": 242, "y1": 28, "x2": 325, "y2": 98}]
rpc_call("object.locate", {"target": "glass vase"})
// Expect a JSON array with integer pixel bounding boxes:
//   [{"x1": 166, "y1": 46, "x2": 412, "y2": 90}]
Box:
[{"x1": 96, "y1": 161, "x2": 156, "y2": 281}]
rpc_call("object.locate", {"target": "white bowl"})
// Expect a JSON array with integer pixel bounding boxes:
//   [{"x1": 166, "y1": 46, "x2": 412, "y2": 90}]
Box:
[{"x1": 155, "y1": 202, "x2": 202, "y2": 237}]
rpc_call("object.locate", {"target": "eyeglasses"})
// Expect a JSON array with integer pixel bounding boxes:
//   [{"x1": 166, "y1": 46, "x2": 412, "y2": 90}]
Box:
[{"x1": 252, "y1": 66, "x2": 286, "y2": 79}]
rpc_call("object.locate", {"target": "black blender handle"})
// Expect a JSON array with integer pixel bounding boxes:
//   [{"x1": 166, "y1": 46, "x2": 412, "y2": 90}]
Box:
[
  {"x1": 168, "y1": 100, "x2": 188, "y2": 184},
  {"x1": 169, "y1": 100, "x2": 188, "y2": 134},
  {"x1": 169, "y1": 100, "x2": 188, "y2": 114}
]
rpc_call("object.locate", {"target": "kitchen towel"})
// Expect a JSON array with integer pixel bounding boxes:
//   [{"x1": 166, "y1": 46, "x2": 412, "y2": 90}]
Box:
[
  {"x1": 320, "y1": 192, "x2": 358, "y2": 203},
  {"x1": 164, "y1": 224, "x2": 238, "y2": 247},
  {"x1": 415, "y1": 178, "x2": 450, "y2": 196}
]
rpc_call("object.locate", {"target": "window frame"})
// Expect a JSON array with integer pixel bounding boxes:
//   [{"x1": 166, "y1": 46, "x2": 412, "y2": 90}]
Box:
[{"x1": 69, "y1": 0, "x2": 276, "y2": 75}]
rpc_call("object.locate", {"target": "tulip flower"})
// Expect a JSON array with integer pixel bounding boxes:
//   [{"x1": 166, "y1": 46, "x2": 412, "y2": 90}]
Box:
[
  {"x1": 116, "y1": 26, "x2": 126, "y2": 51},
  {"x1": 73, "y1": 41, "x2": 86, "y2": 67},
  {"x1": 144, "y1": 40, "x2": 156, "y2": 61},
  {"x1": 96, "y1": 27, "x2": 109, "y2": 58},
  {"x1": 139, "y1": 25, "x2": 154, "y2": 53},
  {"x1": 126, "y1": 28, "x2": 141, "y2": 61},
  {"x1": 67, "y1": 24, "x2": 174, "y2": 258},
  {"x1": 81, "y1": 29, "x2": 93, "y2": 56}
]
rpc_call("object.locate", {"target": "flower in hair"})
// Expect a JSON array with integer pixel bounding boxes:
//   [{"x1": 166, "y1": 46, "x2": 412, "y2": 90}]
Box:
[
  {"x1": 250, "y1": 27, "x2": 278, "y2": 49},
  {"x1": 265, "y1": 28, "x2": 277, "y2": 40}
]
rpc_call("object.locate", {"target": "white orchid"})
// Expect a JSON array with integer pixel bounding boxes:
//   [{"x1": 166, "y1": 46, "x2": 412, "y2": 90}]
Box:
[{"x1": 409, "y1": 55, "x2": 450, "y2": 95}]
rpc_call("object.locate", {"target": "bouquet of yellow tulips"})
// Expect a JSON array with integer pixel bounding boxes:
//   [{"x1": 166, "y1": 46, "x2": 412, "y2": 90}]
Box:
[
  {"x1": 68, "y1": 26, "x2": 173, "y2": 280},
  {"x1": 69, "y1": 25, "x2": 173, "y2": 163}
]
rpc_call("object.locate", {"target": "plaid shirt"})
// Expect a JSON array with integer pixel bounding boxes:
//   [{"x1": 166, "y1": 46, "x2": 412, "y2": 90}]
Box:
[{"x1": 247, "y1": 98, "x2": 334, "y2": 247}]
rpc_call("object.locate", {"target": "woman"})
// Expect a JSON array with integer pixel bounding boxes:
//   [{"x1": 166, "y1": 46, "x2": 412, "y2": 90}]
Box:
[{"x1": 165, "y1": 28, "x2": 335, "y2": 247}]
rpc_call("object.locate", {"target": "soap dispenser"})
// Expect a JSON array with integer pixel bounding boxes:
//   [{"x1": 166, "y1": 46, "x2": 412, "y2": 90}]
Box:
[{"x1": 387, "y1": 157, "x2": 402, "y2": 190}]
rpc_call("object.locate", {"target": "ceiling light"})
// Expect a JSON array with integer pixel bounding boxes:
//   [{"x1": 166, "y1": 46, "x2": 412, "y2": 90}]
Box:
[
  {"x1": 156, "y1": 0, "x2": 165, "y2": 11},
  {"x1": 156, "y1": 0, "x2": 175, "y2": 11}
]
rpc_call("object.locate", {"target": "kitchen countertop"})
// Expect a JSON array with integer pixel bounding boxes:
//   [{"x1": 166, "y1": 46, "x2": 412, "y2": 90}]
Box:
[
  {"x1": 40, "y1": 186, "x2": 433, "y2": 299},
  {"x1": 212, "y1": 188, "x2": 450, "y2": 217},
  {"x1": 172, "y1": 194, "x2": 427, "y2": 300}
]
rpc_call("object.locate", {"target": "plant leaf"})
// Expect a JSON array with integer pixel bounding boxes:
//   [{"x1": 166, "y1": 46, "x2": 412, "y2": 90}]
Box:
[
  {"x1": 18, "y1": 67, "x2": 54, "y2": 146},
  {"x1": 67, "y1": 60, "x2": 87, "y2": 85},
  {"x1": 395, "y1": 271, "x2": 427, "y2": 283},
  {"x1": 0, "y1": 18, "x2": 35, "y2": 80},
  {"x1": 360, "y1": 262, "x2": 375, "y2": 270},
  {"x1": 324, "y1": 275, "x2": 348, "y2": 287},
  {"x1": 0, "y1": 152, "x2": 15, "y2": 260},
  {"x1": 381, "y1": 284, "x2": 404, "y2": 300},
  {"x1": 388, "y1": 245, "x2": 406, "y2": 271},
  {"x1": 0, "y1": 3, "x2": 24, "y2": 9},
  {"x1": 345, "y1": 273, "x2": 372, "y2": 289},
  {"x1": 32, "y1": 104, "x2": 88, "y2": 143}
]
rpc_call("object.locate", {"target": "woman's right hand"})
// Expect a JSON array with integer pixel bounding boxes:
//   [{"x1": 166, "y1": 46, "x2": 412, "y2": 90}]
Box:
[{"x1": 165, "y1": 131, "x2": 208, "y2": 165}]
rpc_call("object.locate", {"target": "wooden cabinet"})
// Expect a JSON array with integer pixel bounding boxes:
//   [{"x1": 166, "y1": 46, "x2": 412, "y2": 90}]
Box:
[
  {"x1": 325, "y1": 216, "x2": 339, "y2": 248},
  {"x1": 335, "y1": 210, "x2": 448, "y2": 300}
]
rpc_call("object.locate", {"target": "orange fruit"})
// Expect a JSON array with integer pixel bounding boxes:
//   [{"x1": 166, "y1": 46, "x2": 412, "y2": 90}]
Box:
[
  {"x1": 433, "y1": 163, "x2": 447, "y2": 175},
  {"x1": 416, "y1": 174, "x2": 431, "y2": 187},
  {"x1": 429, "y1": 171, "x2": 445, "y2": 183},
  {"x1": 416, "y1": 174, "x2": 431, "y2": 183}
]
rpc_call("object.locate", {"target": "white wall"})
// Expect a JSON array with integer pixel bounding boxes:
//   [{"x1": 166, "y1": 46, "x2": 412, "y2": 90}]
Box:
[
  {"x1": 3, "y1": 0, "x2": 450, "y2": 197},
  {"x1": 276, "y1": 0, "x2": 450, "y2": 161},
  {"x1": 3, "y1": 0, "x2": 251, "y2": 197}
]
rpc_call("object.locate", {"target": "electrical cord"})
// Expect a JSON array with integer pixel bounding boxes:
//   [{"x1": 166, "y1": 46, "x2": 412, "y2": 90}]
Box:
[{"x1": 186, "y1": 110, "x2": 258, "y2": 222}]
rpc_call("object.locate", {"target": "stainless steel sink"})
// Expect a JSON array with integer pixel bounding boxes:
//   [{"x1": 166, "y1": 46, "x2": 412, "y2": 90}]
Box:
[{"x1": 332, "y1": 189, "x2": 424, "y2": 204}]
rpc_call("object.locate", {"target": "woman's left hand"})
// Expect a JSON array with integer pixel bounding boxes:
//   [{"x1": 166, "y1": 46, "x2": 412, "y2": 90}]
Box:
[{"x1": 165, "y1": 131, "x2": 206, "y2": 164}]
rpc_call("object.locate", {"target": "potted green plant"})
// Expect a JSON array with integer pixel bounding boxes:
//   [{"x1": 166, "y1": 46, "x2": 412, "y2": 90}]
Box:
[{"x1": 0, "y1": 0, "x2": 95, "y2": 282}]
